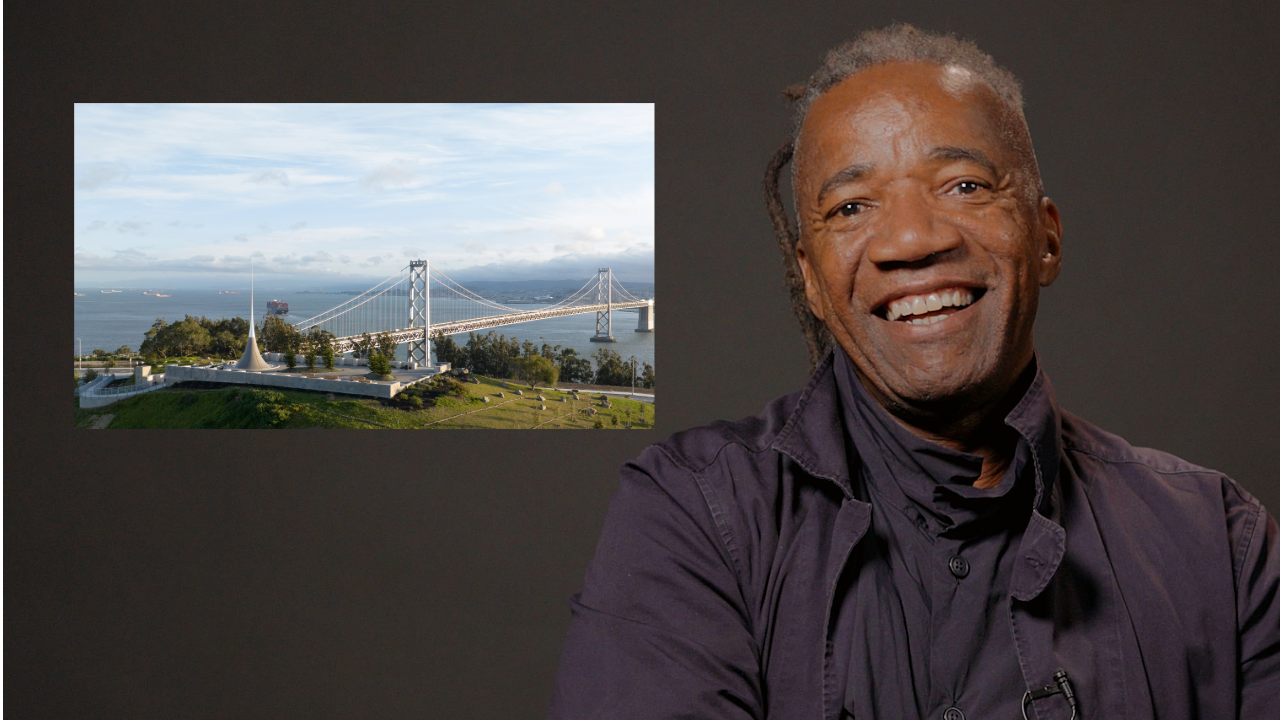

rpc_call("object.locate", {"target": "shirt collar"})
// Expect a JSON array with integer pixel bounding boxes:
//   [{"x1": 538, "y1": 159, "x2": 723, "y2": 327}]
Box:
[{"x1": 772, "y1": 347, "x2": 1063, "y2": 516}]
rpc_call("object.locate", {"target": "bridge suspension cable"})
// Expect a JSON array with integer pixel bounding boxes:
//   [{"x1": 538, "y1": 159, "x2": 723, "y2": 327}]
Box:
[{"x1": 282, "y1": 261, "x2": 650, "y2": 365}]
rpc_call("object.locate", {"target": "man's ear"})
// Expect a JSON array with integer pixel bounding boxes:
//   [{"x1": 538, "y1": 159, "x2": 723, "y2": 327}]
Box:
[
  {"x1": 1037, "y1": 197, "x2": 1063, "y2": 286},
  {"x1": 796, "y1": 239, "x2": 827, "y2": 322}
]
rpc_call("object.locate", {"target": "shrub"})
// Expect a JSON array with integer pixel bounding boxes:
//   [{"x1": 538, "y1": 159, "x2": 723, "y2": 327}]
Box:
[
  {"x1": 83, "y1": 368, "x2": 99, "y2": 383},
  {"x1": 180, "y1": 392, "x2": 198, "y2": 407},
  {"x1": 445, "y1": 379, "x2": 469, "y2": 398},
  {"x1": 283, "y1": 347, "x2": 297, "y2": 368},
  {"x1": 408, "y1": 396, "x2": 423, "y2": 409},
  {"x1": 204, "y1": 388, "x2": 293, "y2": 428},
  {"x1": 593, "y1": 418, "x2": 604, "y2": 429}
]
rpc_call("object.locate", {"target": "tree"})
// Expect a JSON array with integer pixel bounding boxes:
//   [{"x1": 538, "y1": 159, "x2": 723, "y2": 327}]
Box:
[
  {"x1": 640, "y1": 362, "x2": 655, "y2": 389},
  {"x1": 115, "y1": 345, "x2": 132, "y2": 356},
  {"x1": 260, "y1": 314, "x2": 301, "y2": 354},
  {"x1": 377, "y1": 331, "x2": 398, "y2": 362},
  {"x1": 322, "y1": 344, "x2": 335, "y2": 370},
  {"x1": 283, "y1": 346, "x2": 297, "y2": 368},
  {"x1": 367, "y1": 352, "x2": 392, "y2": 377},
  {"x1": 433, "y1": 331, "x2": 463, "y2": 368},
  {"x1": 104, "y1": 357, "x2": 116, "y2": 369},
  {"x1": 592, "y1": 347, "x2": 631, "y2": 387},
  {"x1": 511, "y1": 354, "x2": 560, "y2": 388},
  {"x1": 302, "y1": 329, "x2": 322, "y2": 370},
  {"x1": 352, "y1": 332, "x2": 375, "y2": 359},
  {"x1": 553, "y1": 347, "x2": 593, "y2": 383},
  {"x1": 93, "y1": 349, "x2": 107, "y2": 357},
  {"x1": 83, "y1": 368, "x2": 99, "y2": 383}
]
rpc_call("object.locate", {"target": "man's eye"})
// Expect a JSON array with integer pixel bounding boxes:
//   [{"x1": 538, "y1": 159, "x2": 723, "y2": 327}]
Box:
[
  {"x1": 953, "y1": 180, "x2": 985, "y2": 195},
  {"x1": 833, "y1": 201, "x2": 864, "y2": 217}
]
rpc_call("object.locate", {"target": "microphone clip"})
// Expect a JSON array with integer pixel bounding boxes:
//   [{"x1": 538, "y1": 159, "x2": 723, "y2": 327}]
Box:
[{"x1": 1020, "y1": 668, "x2": 1078, "y2": 720}]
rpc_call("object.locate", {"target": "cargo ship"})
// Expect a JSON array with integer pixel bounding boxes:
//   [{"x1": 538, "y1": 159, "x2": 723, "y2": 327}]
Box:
[
  {"x1": 155, "y1": 294, "x2": 171, "y2": 297},
  {"x1": 74, "y1": 292, "x2": 86, "y2": 296},
  {"x1": 219, "y1": 290, "x2": 241, "y2": 295},
  {"x1": 100, "y1": 289, "x2": 121, "y2": 293},
  {"x1": 267, "y1": 299, "x2": 289, "y2": 315}
]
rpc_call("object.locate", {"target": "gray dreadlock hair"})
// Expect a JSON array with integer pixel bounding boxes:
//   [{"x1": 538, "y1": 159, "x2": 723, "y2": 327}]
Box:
[{"x1": 763, "y1": 24, "x2": 1042, "y2": 369}]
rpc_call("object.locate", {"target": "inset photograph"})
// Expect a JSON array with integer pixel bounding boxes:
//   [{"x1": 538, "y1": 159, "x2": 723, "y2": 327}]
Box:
[{"x1": 74, "y1": 103, "x2": 654, "y2": 428}]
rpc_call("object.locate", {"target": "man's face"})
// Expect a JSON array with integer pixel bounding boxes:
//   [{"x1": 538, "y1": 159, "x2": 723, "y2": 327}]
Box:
[{"x1": 794, "y1": 62, "x2": 1062, "y2": 415}]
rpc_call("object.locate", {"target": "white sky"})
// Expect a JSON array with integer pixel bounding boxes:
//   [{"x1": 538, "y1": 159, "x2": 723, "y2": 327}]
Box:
[{"x1": 74, "y1": 103, "x2": 655, "y2": 286}]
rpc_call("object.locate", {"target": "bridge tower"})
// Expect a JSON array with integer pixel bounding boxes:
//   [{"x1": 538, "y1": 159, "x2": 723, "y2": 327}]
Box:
[
  {"x1": 407, "y1": 259, "x2": 431, "y2": 366},
  {"x1": 590, "y1": 267, "x2": 617, "y2": 343}
]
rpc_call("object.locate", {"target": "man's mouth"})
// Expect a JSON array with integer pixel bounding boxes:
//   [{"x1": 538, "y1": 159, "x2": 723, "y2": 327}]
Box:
[{"x1": 880, "y1": 286, "x2": 982, "y2": 325}]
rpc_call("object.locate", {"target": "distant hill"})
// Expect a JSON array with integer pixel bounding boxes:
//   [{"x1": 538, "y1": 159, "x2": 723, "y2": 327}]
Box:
[{"x1": 457, "y1": 279, "x2": 654, "y2": 293}]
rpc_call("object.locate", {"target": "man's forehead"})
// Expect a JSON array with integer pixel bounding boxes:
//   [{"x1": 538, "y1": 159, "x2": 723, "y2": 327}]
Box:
[
  {"x1": 803, "y1": 62, "x2": 998, "y2": 136},
  {"x1": 797, "y1": 62, "x2": 1014, "y2": 179}
]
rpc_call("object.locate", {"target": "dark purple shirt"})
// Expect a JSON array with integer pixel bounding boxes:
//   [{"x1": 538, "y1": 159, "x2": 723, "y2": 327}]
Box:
[
  {"x1": 549, "y1": 351, "x2": 1280, "y2": 719},
  {"x1": 836, "y1": 349, "x2": 1031, "y2": 719}
]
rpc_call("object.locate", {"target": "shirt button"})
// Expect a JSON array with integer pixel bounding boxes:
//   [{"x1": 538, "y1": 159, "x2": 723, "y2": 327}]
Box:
[
  {"x1": 948, "y1": 555, "x2": 970, "y2": 578},
  {"x1": 942, "y1": 707, "x2": 965, "y2": 720}
]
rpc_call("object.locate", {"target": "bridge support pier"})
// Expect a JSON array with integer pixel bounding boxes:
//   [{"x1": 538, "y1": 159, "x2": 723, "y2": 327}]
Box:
[{"x1": 635, "y1": 301, "x2": 654, "y2": 332}]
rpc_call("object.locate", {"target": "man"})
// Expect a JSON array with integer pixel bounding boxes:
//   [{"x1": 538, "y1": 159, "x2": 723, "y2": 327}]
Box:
[{"x1": 549, "y1": 25, "x2": 1279, "y2": 719}]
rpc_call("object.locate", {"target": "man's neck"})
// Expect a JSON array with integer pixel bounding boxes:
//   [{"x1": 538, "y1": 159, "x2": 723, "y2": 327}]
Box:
[{"x1": 854, "y1": 361, "x2": 1036, "y2": 490}]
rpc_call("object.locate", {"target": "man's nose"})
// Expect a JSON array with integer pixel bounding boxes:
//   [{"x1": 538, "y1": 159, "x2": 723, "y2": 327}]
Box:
[{"x1": 865, "y1": 191, "x2": 962, "y2": 265}]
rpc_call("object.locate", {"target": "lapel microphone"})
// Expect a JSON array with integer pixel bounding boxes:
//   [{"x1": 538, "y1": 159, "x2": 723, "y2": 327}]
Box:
[{"x1": 1020, "y1": 668, "x2": 1079, "y2": 719}]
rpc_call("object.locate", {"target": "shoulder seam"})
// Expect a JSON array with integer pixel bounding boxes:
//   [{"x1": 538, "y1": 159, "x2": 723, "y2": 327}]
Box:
[
  {"x1": 651, "y1": 442, "x2": 750, "y2": 575},
  {"x1": 1232, "y1": 492, "x2": 1263, "y2": 597},
  {"x1": 1063, "y1": 442, "x2": 1216, "y2": 478}
]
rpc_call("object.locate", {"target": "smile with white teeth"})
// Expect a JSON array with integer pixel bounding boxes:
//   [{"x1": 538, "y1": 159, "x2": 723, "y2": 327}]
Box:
[{"x1": 884, "y1": 287, "x2": 976, "y2": 324}]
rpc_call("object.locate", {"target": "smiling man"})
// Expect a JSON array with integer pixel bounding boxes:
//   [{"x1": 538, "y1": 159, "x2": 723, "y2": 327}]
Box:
[{"x1": 549, "y1": 25, "x2": 1278, "y2": 720}]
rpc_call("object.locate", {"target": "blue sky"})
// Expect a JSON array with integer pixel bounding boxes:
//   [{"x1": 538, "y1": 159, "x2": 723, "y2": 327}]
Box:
[{"x1": 74, "y1": 103, "x2": 654, "y2": 288}]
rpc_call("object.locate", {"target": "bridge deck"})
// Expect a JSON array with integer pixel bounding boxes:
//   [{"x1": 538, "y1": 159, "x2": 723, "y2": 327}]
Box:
[{"x1": 320, "y1": 301, "x2": 650, "y2": 353}]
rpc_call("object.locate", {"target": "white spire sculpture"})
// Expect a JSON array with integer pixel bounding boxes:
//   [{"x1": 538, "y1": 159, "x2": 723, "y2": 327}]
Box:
[{"x1": 234, "y1": 256, "x2": 272, "y2": 371}]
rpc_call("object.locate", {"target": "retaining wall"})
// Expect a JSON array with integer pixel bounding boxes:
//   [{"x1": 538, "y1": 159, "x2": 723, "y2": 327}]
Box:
[{"x1": 163, "y1": 365, "x2": 405, "y2": 398}]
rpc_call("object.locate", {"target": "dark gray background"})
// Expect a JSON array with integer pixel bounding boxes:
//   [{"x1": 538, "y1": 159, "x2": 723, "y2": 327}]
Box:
[{"x1": 8, "y1": 2, "x2": 1279, "y2": 718}]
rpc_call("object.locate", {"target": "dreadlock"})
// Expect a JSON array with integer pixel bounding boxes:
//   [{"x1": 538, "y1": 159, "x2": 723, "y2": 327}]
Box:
[{"x1": 763, "y1": 23, "x2": 1041, "y2": 370}]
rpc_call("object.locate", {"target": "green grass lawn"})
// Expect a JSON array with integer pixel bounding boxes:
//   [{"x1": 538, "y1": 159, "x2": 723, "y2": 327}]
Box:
[{"x1": 73, "y1": 374, "x2": 654, "y2": 429}]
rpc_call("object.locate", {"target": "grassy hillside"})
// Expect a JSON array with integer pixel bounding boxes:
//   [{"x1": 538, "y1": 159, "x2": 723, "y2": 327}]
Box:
[{"x1": 74, "y1": 375, "x2": 654, "y2": 430}]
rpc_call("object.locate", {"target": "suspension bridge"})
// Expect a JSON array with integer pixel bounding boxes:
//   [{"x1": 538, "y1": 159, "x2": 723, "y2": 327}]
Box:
[{"x1": 288, "y1": 263, "x2": 653, "y2": 365}]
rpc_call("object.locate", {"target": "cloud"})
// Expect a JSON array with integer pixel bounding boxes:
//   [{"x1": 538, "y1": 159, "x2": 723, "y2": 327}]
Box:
[
  {"x1": 116, "y1": 220, "x2": 150, "y2": 235},
  {"x1": 361, "y1": 255, "x2": 385, "y2": 267},
  {"x1": 289, "y1": 221, "x2": 307, "y2": 230},
  {"x1": 449, "y1": 244, "x2": 654, "y2": 283},
  {"x1": 113, "y1": 246, "x2": 151, "y2": 260},
  {"x1": 85, "y1": 220, "x2": 106, "y2": 232},
  {"x1": 272, "y1": 251, "x2": 334, "y2": 266},
  {"x1": 554, "y1": 241, "x2": 595, "y2": 254},
  {"x1": 542, "y1": 182, "x2": 563, "y2": 195},
  {"x1": 167, "y1": 220, "x2": 203, "y2": 228},
  {"x1": 582, "y1": 226, "x2": 605, "y2": 241},
  {"x1": 339, "y1": 255, "x2": 351, "y2": 264},
  {"x1": 401, "y1": 246, "x2": 422, "y2": 258},
  {"x1": 234, "y1": 233, "x2": 250, "y2": 243},
  {"x1": 77, "y1": 163, "x2": 128, "y2": 190},
  {"x1": 361, "y1": 159, "x2": 417, "y2": 191},
  {"x1": 462, "y1": 240, "x2": 487, "y2": 252},
  {"x1": 257, "y1": 223, "x2": 273, "y2": 232},
  {"x1": 246, "y1": 169, "x2": 290, "y2": 186}
]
